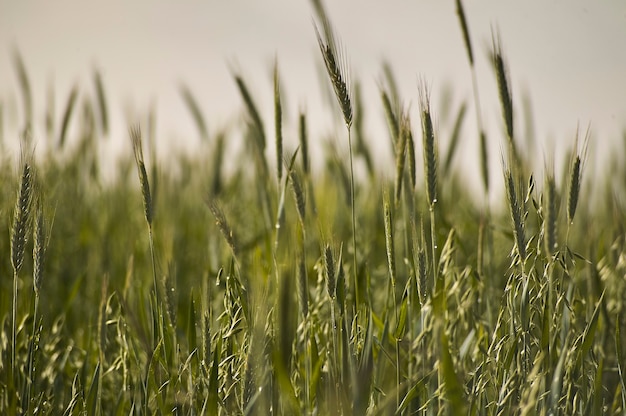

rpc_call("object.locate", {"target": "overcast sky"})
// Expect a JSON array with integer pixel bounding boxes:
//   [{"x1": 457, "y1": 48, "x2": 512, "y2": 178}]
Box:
[{"x1": 1, "y1": 0, "x2": 625, "y2": 185}]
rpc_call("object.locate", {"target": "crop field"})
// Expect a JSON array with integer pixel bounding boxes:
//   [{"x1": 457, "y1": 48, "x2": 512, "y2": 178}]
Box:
[{"x1": 1, "y1": 1, "x2": 625, "y2": 415}]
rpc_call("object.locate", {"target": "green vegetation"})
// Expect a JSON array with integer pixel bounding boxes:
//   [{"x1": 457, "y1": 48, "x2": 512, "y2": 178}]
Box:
[{"x1": 1, "y1": 2, "x2": 625, "y2": 415}]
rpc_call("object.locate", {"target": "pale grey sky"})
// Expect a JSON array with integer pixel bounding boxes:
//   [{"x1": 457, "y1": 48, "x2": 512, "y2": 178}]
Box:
[{"x1": 1, "y1": 0, "x2": 625, "y2": 185}]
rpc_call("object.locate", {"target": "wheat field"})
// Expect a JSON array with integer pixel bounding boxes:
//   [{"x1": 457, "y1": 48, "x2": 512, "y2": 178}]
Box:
[{"x1": 0, "y1": 2, "x2": 625, "y2": 415}]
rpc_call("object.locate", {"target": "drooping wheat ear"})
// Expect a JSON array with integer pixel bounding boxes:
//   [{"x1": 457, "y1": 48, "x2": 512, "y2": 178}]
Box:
[
  {"x1": 208, "y1": 201, "x2": 237, "y2": 257},
  {"x1": 544, "y1": 170, "x2": 558, "y2": 256},
  {"x1": 289, "y1": 168, "x2": 306, "y2": 227},
  {"x1": 274, "y1": 59, "x2": 283, "y2": 182},
  {"x1": 323, "y1": 244, "x2": 336, "y2": 299},
  {"x1": 297, "y1": 253, "x2": 308, "y2": 318},
  {"x1": 33, "y1": 195, "x2": 47, "y2": 296},
  {"x1": 504, "y1": 168, "x2": 526, "y2": 261},
  {"x1": 11, "y1": 154, "x2": 34, "y2": 274},
  {"x1": 315, "y1": 23, "x2": 352, "y2": 129},
  {"x1": 130, "y1": 125, "x2": 152, "y2": 227},
  {"x1": 567, "y1": 126, "x2": 589, "y2": 225},
  {"x1": 491, "y1": 31, "x2": 514, "y2": 145},
  {"x1": 394, "y1": 111, "x2": 409, "y2": 204},
  {"x1": 383, "y1": 195, "x2": 396, "y2": 288},
  {"x1": 419, "y1": 83, "x2": 437, "y2": 207}
]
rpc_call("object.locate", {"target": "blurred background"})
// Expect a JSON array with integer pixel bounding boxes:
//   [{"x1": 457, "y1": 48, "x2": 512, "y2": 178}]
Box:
[{"x1": 0, "y1": 0, "x2": 625, "y2": 186}]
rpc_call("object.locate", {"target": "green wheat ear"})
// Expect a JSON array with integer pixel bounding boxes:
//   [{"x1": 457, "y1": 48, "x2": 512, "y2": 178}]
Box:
[
  {"x1": 419, "y1": 83, "x2": 437, "y2": 207},
  {"x1": 567, "y1": 125, "x2": 589, "y2": 226},
  {"x1": 130, "y1": 125, "x2": 153, "y2": 227},
  {"x1": 491, "y1": 30, "x2": 514, "y2": 146},
  {"x1": 504, "y1": 168, "x2": 526, "y2": 261},
  {"x1": 11, "y1": 151, "x2": 34, "y2": 275},
  {"x1": 314, "y1": 21, "x2": 352, "y2": 129}
]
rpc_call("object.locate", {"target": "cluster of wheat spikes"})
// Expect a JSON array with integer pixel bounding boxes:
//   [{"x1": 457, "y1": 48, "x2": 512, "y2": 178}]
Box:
[{"x1": 1, "y1": 1, "x2": 625, "y2": 415}]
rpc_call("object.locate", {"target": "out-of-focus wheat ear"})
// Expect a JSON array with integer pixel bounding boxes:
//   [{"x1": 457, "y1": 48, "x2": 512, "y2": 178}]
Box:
[
  {"x1": 208, "y1": 200, "x2": 237, "y2": 258},
  {"x1": 544, "y1": 170, "x2": 558, "y2": 256},
  {"x1": 0, "y1": 102, "x2": 5, "y2": 143},
  {"x1": 417, "y1": 219, "x2": 428, "y2": 306},
  {"x1": 477, "y1": 217, "x2": 485, "y2": 276},
  {"x1": 289, "y1": 168, "x2": 306, "y2": 227},
  {"x1": 13, "y1": 49, "x2": 33, "y2": 133},
  {"x1": 130, "y1": 125, "x2": 153, "y2": 226},
  {"x1": 567, "y1": 126, "x2": 589, "y2": 226},
  {"x1": 314, "y1": 23, "x2": 353, "y2": 129},
  {"x1": 381, "y1": 88, "x2": 400, "y2": 147},
  {"x1": 394, "y1": 111, "x2": 409, "y2": 204},
  {"x1": 419, "y1": 83, "x2": 437, "y2": 207},
  {"x1": 504, "y1": 168, "x2": 526, "y2": 261},
  {"x1": 567, "y1": 157, "x2": 581, "y2": 225},
  {"x1": 324, "y1": 243, "x2": 336, "y2": 299},
  {"x1": 406, "y1": 124, "x2": 417, "y2": 190},
  {"x1": 33, "y1": 195, "x2": 47, "y2": 296},
  {"x1": 44, "y1": 82, "x2": 55, "y2": 142},
  {"x1": 383, "y1": 195, "x2": 396, "y2": 288},
  {"x1": 234, "y1": 74, "x2": 266, "y2": 149},
  {"x1": 382, "y1": 61, "x2": 401, "y2": 106},
  {"x1": 58, "y1": 85, "x2": 79, "y2": 149},
  {"x1": 298, "y1": 111, "x2": 310, "y2": 175},
  {"x1": 210, "y1": 132, "x2": 225, "y2": 198},
  {"x1": 443, "y1": 102, "x2": 467, "y2": 175},
  {"x1": 274, "y1": 59, "x2": 283, "y2": 183},
  {"x1": 455, "y1": 0, "x2": 474, "y2": 66},
  {"x1": 297, "y1": 253, "x2": 309, "y2": 318},
  {"x1": 98, "y1": 274, "x2": 108, "y2": 359},
  {"x1": 11, "y1": 153, "x2": 34, "y2": 275},
  {"x1": 93, "y1": 69, "x2": 109, "y2": 136},
  {"x1": 164, "y1": 263, "x2": 177, "y2": 328},
  {"x1": 179, "y1": 82, "x2": 208, "y2": 141},
  {"x1": 353, "y1": 82, "x2": 374, "y2": 177},
  {"x1": 491, "y1": 31, "x2": 514, "y2": 146},
  {"x1": 480, "y1": 131, "x2": 490, "y2": 193}
]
